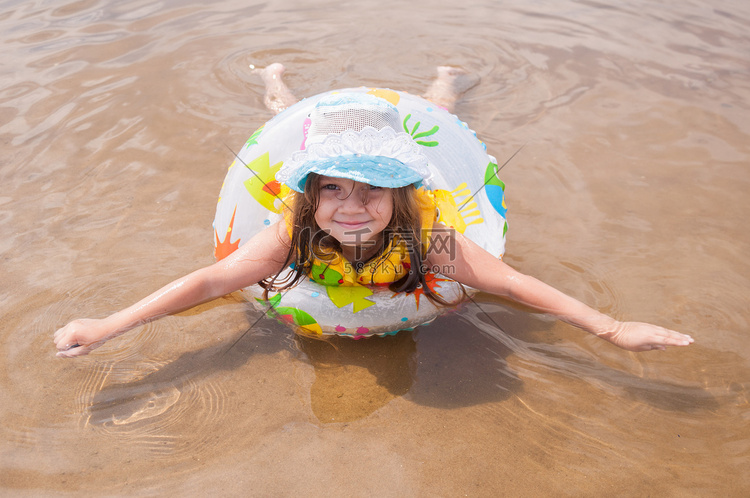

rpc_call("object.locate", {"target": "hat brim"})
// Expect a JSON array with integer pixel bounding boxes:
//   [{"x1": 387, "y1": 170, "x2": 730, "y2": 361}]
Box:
[{"x1": 286, "y1": 155, "x2": 424, "y2": 192}]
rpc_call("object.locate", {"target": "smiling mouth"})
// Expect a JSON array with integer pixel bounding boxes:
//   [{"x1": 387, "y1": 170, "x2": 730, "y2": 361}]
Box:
[{"x1": 335, "y1": 221, "x2": 370, "y2": 229}]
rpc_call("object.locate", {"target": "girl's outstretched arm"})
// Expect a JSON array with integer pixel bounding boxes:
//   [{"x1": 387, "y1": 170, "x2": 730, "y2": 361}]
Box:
[
  {"x1": 426, "y1": 225, "x2": 693, "y2": 351},
  {"x1": 54, "y1": 221, "x2": 290, "y2": 358}
]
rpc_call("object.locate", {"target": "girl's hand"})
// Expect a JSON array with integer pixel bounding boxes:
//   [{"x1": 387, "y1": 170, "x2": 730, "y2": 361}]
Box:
[
  {"x1": 53, "y1": 318, "x2": 116, "y2": 358},
  {"x1": 603, "y1": 321, "x2": 694, "y2": 352}
]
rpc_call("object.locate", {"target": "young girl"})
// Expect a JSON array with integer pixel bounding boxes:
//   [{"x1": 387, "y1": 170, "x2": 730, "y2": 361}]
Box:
[{"x1": 54, "y1": 64, "x2": 693, "y2": 357}]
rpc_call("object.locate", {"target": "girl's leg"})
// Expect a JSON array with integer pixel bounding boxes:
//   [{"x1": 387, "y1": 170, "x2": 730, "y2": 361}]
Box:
[
  {"x1": 422, "y1": 66, "x2": 480, "y2": 114},
  {"x1": 251, "y1": 63, "x2": 299, "y2": 115}
]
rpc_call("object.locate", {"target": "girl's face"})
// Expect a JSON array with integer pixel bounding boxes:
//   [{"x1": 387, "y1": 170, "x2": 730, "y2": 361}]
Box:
[{"x1": 314, "y1": 176, "x2": 393, "y2": 255}]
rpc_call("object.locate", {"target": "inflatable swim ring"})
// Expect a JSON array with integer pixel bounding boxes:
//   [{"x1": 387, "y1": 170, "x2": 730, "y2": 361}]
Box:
[{"x1": 213, "y1": 87, "x2": 507, "y2": 338}]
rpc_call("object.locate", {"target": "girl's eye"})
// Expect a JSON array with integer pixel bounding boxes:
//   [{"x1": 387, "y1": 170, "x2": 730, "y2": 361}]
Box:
[
  {"x1": 369, "y1": 185, "x2": 382, "y2": 191},
  {"x1": 322, "y1": 184, "x2": 340, "y2": 191}
]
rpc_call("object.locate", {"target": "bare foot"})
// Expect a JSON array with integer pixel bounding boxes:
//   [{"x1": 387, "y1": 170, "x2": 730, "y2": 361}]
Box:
[
  {"x1": 422, "y1": 66, "x2": 480, "y2": 113},
  {"x1": 251, "y1": 62, "x2": 299, "y2": 115}
]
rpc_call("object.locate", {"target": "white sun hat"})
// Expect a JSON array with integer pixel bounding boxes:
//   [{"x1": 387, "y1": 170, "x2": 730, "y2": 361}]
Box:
[{"x1": 275, "y1": 93, "x2": 432, "y2": 192}]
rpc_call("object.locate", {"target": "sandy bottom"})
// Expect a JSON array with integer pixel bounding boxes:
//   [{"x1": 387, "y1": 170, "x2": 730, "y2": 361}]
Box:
[{"x1": 1, "y1": 0, "x2": 749, "y2": 495}]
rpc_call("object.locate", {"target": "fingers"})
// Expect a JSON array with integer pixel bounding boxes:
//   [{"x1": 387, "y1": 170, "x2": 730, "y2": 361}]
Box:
[
  {"x1": 54, "y1": 329, "x2": 95, "y2": 358},
  {"x1": 614, "y1": 322, "x2": 695, "y2": 352},
  {"x1": 658, "y1": 327, "x2": 694, "y2": 347},
  {"x1": 54, "y1": 317, "x2": 114, "y2": 358},
  {"x1": 664, "y1": 335, "x2": 694, "y2": 346},
  {"x1": 55, "y1": 341, "x2": 87, "y2": 358},
  {"x1": 54, "y1": 327, "x2": 76, "y2": 351},
  {"x1": 646, "y1": 327, "x2": 693, "y2": 351},
  {"x1": 53, "y1": 325, "x2": 71, "y2": 342},
  {"x1": 54, "y1": 333, "x2": 72, "y2": 352},
  {"x1": 53, "y1": 320, "x2": 90, "y2": 357},
  {"x1": 56, "y1": 345, "x2": 89, "y2": 358},
  {"x1": 57, "y1": 344, "x2": 97, "y2": 358}
]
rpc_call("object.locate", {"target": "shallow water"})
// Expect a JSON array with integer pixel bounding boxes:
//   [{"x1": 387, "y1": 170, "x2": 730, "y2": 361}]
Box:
[{"x1": 2, "y1": 0, "x2": 749, "y2": 495}]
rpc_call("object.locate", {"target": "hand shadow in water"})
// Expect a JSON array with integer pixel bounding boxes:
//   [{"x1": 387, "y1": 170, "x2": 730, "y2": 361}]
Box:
[
  {"x1": 86, "y1": 300, "x2": 524, "y2": 426},
  {"x1": 404, "y1": 304, "x2": 523, "y2": 410},
  {"x1": 87, "y1": 297, "x2": 718, "y2": 428},
  {"x1": 294, "y1": 298, "x2": 718, "y2": 416},
  {"x1": 412, "y1": 297, "x2": 720, "y2": 414}
]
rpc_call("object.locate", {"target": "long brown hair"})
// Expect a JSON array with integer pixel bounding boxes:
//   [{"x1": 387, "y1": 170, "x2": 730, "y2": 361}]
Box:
[{"x1": 259, "y1": 173, "x2": 452, "y2": 306}]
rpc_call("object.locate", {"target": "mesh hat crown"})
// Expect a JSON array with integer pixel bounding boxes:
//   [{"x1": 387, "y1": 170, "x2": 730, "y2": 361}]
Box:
[
  {"x1": 307, "y1": 94, "x2": 401, "y2": 139},
  {"x1": 276, "y1": 93, "x2": 432, "y2": 192}
]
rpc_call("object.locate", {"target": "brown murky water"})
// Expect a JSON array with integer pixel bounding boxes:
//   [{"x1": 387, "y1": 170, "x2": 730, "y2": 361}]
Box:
[{"x1": 2, "y1": 0, "x2": 749, "y2": 495}]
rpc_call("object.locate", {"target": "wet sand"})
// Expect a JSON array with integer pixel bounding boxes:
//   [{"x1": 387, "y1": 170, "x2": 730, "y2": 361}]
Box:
[{"x1": 1, "y1": 0, "x2": 749, "y2": 495}]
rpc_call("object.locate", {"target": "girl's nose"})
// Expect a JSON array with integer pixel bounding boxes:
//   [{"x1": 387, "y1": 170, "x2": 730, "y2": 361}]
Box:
[
  {"x1": 338, "y1": 183, "x2": 369, "y2": 211},
  {"x1": 339, "y1": 189, "x2": 367, "y2": 211}
]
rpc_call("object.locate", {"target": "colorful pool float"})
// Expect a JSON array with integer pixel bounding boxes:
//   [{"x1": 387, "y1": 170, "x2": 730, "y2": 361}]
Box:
[{"x1": 213, "y1": 88, "x2": 507, "y2": 338}]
